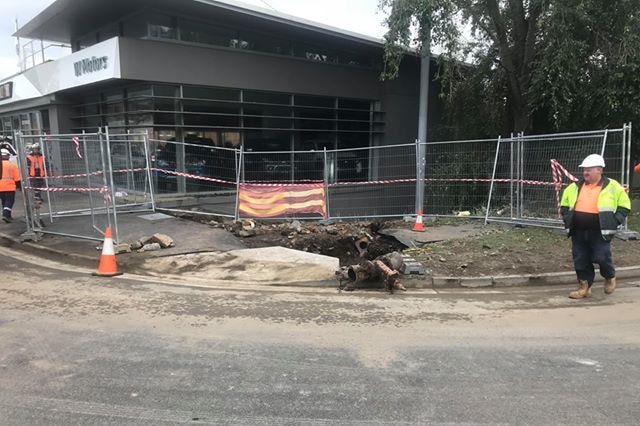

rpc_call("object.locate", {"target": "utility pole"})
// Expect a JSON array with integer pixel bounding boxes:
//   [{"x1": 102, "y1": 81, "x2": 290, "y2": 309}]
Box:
[{"x1": 415, "y1": 23, "x2": 431, "y2": 215}]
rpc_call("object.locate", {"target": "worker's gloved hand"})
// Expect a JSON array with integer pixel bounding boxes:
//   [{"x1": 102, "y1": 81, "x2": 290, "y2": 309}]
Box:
[{"x1": 15, "y1": 181, "x2": 21, "y2": 190}]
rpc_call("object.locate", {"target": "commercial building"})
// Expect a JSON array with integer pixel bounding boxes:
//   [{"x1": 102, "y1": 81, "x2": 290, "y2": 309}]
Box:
[{"x1": 1, "y1": 0, "x2": 442, "y2": 150}]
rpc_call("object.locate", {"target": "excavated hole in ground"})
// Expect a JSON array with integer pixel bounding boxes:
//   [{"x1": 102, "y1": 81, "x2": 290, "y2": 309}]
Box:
[{"x1": 183, "y1": 214, "x2": 408, "y2": 266}]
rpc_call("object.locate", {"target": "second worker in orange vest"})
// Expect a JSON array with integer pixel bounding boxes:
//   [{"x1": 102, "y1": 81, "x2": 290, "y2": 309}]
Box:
[{"x1": 27, "y1": 143, "x2": 45, "y2": 202}]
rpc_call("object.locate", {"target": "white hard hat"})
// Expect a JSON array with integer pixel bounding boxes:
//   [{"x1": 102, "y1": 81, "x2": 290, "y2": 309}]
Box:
[
  {"x1": 579, "y1": 154, "x2": 605, "y2": 168},
  {"x1": 1, "y1": 148, "x2": 10, "y2": 156}
]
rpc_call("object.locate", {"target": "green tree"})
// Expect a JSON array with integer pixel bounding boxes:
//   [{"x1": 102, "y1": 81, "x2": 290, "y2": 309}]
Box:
[
  {"x1": 532, "y1": 0, "x2": 640, "y2": 133},
  {"x1": 381, "y1": 0, "x2": 640, "y2": 141},
  {"x1": 381, "y1": 0, "x2": 547, "y2": 134}
]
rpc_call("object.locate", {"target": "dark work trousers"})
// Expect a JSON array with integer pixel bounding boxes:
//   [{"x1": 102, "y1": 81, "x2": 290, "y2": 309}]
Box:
[
  {"x1": 571, "y1": 229, "x2": 615, "y2": 286},
  {"x1": 30, "y1": 177, "x2": 44, "y2": 201},
  {"x1": 0, "y1": 191, "x2": 16, "y2": 219}
]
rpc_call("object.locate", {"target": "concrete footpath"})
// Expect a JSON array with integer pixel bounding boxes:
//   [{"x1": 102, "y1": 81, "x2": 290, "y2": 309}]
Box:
[{"x1": 2, "y1": 195, "x2": 640, "y2": 289}]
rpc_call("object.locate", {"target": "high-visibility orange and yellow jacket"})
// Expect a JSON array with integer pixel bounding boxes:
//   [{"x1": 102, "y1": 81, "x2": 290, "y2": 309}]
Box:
[
  {"x1": 27, "y1": 154, "x2": 45, "y2": 177},
  {"x1": 0, "y1": 160, "x2": 21, "y2": 192}
]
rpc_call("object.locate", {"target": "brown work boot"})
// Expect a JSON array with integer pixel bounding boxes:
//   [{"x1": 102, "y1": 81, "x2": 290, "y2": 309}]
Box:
[
  {"x1": 569, "y1": 280, "x2": 592, "y2": 299},
  {"x1": 604, "y1": 277, "x2": 616, "y2": 295}
]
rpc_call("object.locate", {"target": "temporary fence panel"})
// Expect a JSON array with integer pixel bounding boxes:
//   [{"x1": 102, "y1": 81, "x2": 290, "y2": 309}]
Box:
[
  {"x1": 106, "y1": 132, "x2": 154, "y2": 211},
  {"x1": 16, "y1": 131, "x2": 115, "y2": 241},
  {"x1": 149, "y1": 139, "x2": 239, "y2": 218},
  {"x1": 485, "y1": 127, "x2": 629, "y2": 227},
  {"x1": 328, "y1": 143, "x2": 416, "y2": 219},
  {"x1": 13, "y1": 125, "x2": 630, "y2": 235},
  {"x1": 421, "y1": 139, "x2": 498, "y2": 218}
]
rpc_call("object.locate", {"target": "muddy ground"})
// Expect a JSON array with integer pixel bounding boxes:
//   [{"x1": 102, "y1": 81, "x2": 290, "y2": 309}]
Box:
[{"x1": 210, "y1": 214, "x2": 640, "y2": 278}]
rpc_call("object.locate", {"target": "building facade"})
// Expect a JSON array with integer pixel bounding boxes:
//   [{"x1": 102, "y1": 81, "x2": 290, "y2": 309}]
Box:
[{"x1": 1, "y1": 0, "x2": 442, "y2": 180}]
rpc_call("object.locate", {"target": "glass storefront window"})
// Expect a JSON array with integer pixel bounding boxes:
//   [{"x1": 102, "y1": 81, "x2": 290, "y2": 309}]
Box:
[
  {"x1": 154, "y1": 98, "x2": 178, "y2": 112},
  {"x1": 244, "y1": 130, "x2": 291, "y2": 152},
  {"x1": 105, "y1": 114, "x2": 126, "y2": 127},
  {"x1": 147, "y1": 13, "x2": 177, "y2": 40},
  {"x1": 128, "y1": 85, "x2": 152, "y2": 98},
  {"x1": 128, "y1": 113, "x2": 153, "y2": 126},
  {"x1": 72, "y1": 84, "x2": 378, "y2": 160},
  {"x1": 183, "y1": 100, "x2": 239, "y2": 115},
  {"x1": 293, "y1": 43, "x2": 338, "y2": 64},
  {"x1": 183, "y1": 114, "x2": 239, "y2": 127},
  {"x1": 294, "y1": 95, "x2": 335, "y2": 108},
  {"x1": 183, "y1": 86, "x2": 239, "y2": 101},
  {"x1": 128, "y1": 98, "x2": 153, "y2": 111},
  {"x1": 244, "y1": 91, "x2": 290, "y2": 105},
  {"x1": 244, "y1": 117, "x2": 291, "y2": 129},
  {"x1": 339, "y1": 99, "x2": 371, "y2": 110},
  {"x1": 40, "y1": 110, "x2": 50, "y2": 133},
  {"x1": 153, "y1": 85, "x2": 179, "y2": 98},
  {"x1": 244, "y1": 105, "x2": 291, "y2": 118},
  {"x1": 154, "y1": 112, "x2": 178, "y2": 126},
  {"x1": 180, "y1": 18, "x2": 236, "y2": 48},
  {"x1": 240, "y1": 31, "x2": 290, "y2": 56}
]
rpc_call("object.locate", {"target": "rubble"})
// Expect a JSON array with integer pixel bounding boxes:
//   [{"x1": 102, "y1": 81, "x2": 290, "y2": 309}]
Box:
[
  {"x1": 139, "y1": 242, "x2": 161, "y2": 252},
  {"x1": 149, "y1": 233, "x2": 175, "y2": 248},
  {"x1": 226, "y1": 219, "x2": 407, "y2": 265},
  {"x1": 338, "y1": 251, "x2": 408, "y2": 294},
  {"x1": 116, "y1": 243, "x2": 132, "y2": 254}
]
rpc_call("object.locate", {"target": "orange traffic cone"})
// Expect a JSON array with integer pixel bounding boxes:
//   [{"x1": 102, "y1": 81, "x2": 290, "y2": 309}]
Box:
[
  {"x1": 93, "y1": 227, "x2": 123, "y2": 277},
  {"x1": 412, "y1": 209, "x2": 426, "y2": 232}
]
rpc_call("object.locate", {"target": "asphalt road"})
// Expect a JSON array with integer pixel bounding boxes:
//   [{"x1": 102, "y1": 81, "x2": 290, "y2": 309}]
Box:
[{"x1": 1, "y1": 248, "x2": 639, "y2": 425}]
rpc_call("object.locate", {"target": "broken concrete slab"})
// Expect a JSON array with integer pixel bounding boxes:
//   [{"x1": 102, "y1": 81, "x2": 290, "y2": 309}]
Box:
[
  {"x1": 133, "y1": 246, "x2": 339, "y2": 283},
  {"x1": 229, "y1": 246, "x2": 339, "y2": 272},
  {"x1": 150, "y1": 233, "x2": 175, "y2": 248}
]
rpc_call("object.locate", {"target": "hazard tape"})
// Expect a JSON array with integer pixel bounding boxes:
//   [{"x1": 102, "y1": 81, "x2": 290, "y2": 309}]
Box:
[
  {"x1": 152, "y1": 168, "x2": 235, "y2": 185},
  {"x1": 25, "y1": 185, "x2": 112, "y2": 203},
  {"x1": 42, "y1": 168, "x2": 148, "y2": 180},
  {"x1": 28, "y1": 160, "x2": 581, "y2": 202},
  {"x1": 550, "y1": 159, "x2": 578, "y2": 217},
  {"x1": 328, "y1": 177, "x2": 561, "y2": 187},
  {"x1": 72, "y1": 136, "x2": 83, "y2": 159}
]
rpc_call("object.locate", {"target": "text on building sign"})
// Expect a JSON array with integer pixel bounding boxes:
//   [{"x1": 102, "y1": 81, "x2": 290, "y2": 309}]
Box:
[{"x1": 74, "y1": 56, "x2": 108, "y2": 77}]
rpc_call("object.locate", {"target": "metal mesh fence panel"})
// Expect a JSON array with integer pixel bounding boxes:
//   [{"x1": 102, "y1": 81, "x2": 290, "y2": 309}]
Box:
[
  {"x1": 149, "y1": 139, "x2": 238, "y2": 218},
  {"x1": 485, "y1": 129, "x2": 627, "y2": 227},
  {"x1": 328, "y1": 144, "x2": 416, "y2": 219},
  {"x1": 106, "y1": 132, "x2": 153, "y2": 209},
  {"x1": 422, "y1": 139, "x2": 498, "y2": 217},
  {"x1": 520, "y1": 132, "x2": 607, "y2": 221},
  {"x1": 601, "y1": 130, "x2": 627, "y2": 186},
  {"x1": 17, "y1": 132, "x2": 114, "y2": 241}
]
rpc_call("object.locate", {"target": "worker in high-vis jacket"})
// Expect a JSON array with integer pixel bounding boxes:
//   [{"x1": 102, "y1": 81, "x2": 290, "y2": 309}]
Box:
[
  {"x1": 560, "y1": 154, "x2": 631, "y2": 299},
  {"x1": 27, "y1": 143, "x2": 45, "y2": 202},
  {"x1": 0, "y1": 148, "x2": 21, "y2": 223}
]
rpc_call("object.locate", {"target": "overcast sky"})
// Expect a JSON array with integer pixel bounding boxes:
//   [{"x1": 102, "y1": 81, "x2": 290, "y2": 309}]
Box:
[{"x1": 0, "y1": 0, "x2": 388, "y2": 80}]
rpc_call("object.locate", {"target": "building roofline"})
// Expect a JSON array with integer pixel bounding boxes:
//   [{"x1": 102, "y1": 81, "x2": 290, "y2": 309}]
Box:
[{"x1": 14, "y1": 0, "x2": 385, "y2": 48}]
